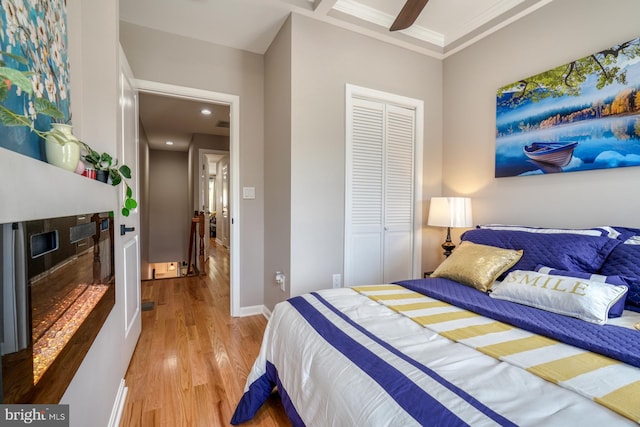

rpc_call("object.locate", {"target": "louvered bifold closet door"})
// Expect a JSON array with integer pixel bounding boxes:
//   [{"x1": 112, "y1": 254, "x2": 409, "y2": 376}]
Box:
[
  {"x1": 346, "y1": 98, "x2": 384, "y2": 286},
  {"x1": 383, "y1": 104, "x2": 415, "y2": 283},
  {"x1": 346, "y1": 98, "x2": 416, "y2": 286}
]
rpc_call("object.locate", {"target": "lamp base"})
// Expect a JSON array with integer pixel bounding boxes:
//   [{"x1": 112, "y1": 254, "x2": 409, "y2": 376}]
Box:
[{"x1": 441, "y1": 226, "x2": 456, "y2": 257}]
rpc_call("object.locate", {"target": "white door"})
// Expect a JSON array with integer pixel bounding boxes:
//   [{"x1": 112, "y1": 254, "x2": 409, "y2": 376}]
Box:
[
  {"x1": 383, "y1": 104, "x2": 415, "y2": 282},
  {"x1": 345, "y1": 87, "x2": 422, "y2": 286},
  {"x1": 116, "y1": 46, "x2": 141, "y2": 369},
  {"x1": 345, "y1": 98, "x2": 385, "y2": 285}
]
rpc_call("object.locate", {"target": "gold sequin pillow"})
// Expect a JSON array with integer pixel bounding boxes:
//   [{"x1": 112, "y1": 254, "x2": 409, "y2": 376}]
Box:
[{"x1": 431, "y1": 241, "x2": 523, "y2": 292}]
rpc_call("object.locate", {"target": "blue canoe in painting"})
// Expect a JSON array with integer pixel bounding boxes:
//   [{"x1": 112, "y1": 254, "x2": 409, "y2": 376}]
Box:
[{"x1": 523, "y1": 142, "x2": 578, "y2": 167}]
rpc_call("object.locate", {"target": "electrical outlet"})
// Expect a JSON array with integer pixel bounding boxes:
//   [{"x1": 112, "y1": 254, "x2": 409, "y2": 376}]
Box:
[
  {"x1": 275, "y1": 272, "x2": 286, "y2": 292},
  {"x1": 332, "y1": 274, "x2": 341, "y2": 288}
]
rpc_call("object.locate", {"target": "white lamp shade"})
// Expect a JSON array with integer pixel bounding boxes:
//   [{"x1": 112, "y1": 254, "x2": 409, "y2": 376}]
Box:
[{"x1": 427, "y1": 197, "x2": 473, "y2": 228}]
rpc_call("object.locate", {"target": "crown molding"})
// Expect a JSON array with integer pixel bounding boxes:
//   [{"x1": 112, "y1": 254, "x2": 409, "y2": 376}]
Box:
[{"x1": 333, "y1": 0, "x2": 445, "y2": 47}]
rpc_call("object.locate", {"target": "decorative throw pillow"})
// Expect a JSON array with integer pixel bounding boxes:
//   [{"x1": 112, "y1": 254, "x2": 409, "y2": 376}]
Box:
[
  {"x1": 599, "y1": 238, "x2": 640, "y2": 313},
  {"x1": 611, "y1": 226, "x2": 640, "y2": 243},
  {"x1": 461, "y1": 228, "x2": 621, "y2": 277},
  {"x1": 478, "y1": 224, "x2": 618, "y2": 238},
  {"x1": 490, "y1": 270, "x2": 628, "y2": 325},
  {"x1": 430, "y1": 241, "x2": 523, "y2": 292},
  {"x1": 535, "y1": 265, "x2": 629, "y2": 317}
]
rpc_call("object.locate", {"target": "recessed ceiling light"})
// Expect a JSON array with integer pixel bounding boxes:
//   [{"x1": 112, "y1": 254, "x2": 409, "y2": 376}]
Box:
[
  {"x1": 166, "y1": 141, "x2": 174, "y2": 145},
  {"x1": 201, "y1": 108, "x2": 212, "y2": 115}
]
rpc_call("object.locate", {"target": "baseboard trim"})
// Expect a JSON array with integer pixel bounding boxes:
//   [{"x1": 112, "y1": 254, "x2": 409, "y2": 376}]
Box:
[
  {"x1": 237, "y1": 304, "x2": 264, "y2": 317},
  {"x1": 262, "y1": 305, "x2": 272, "y2": 320},
  {"x1": 108, "y1": 379, "x2": 128, "y2": 427},
  {"x1": 238, "y1": 305, "x2": 273, "y2": 319}
]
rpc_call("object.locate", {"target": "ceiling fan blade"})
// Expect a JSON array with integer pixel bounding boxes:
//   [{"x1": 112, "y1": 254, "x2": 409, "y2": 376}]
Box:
[{"x1": 390, "y1": 0, "x2": 429, "y2": 31}]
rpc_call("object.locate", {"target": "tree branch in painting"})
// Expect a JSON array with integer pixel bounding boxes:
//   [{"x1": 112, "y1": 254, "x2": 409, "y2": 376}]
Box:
[{"x1": 498, "y1": 39, "x2": 640, "y2": 106}]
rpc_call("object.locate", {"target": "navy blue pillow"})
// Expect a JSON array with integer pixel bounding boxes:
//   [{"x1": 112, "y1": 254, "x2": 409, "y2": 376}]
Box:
[
  {"x1": 612, "y1": 226, "x2": 640, "y2": 243},
  {"x1": 461, "y1": 229, "x2": 621, "y2": 278},
  {"x1": 599, "y1": 243, "x2": 640, "y2": 312}
]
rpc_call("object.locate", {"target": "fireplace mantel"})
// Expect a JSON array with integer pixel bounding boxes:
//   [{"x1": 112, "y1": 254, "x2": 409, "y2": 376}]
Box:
[{"x1": 0, "y1": 147, "x2": 115, "y2": 224}]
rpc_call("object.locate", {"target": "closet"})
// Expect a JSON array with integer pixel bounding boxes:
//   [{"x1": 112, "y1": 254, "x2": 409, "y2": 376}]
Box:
[{"x1": 344, "y1": 86, "x2": 423, "y2": 286}]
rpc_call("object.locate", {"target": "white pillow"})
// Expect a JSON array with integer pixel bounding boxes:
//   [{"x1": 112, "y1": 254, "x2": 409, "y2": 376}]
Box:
[{"x1": 490, "y1": 270, "x2": 628, "y2": 325}]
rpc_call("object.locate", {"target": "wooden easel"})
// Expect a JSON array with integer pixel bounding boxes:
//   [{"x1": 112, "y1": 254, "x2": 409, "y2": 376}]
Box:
[{"x1": 187, "y1": 211, "x2": 206, "y2": 275}]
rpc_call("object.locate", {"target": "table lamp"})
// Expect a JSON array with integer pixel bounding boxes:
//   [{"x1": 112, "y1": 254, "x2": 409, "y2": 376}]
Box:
[{"x1": 427, "y1": 197, "x2": 473, "y2": 257}]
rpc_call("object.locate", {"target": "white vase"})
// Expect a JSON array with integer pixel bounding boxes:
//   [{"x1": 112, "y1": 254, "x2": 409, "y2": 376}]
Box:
[{"x1": 45, "y1": 123, "x2": 80, "y2": 172}]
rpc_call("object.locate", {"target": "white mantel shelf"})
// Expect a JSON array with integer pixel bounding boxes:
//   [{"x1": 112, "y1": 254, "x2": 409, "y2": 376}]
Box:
[{"x1": 0, "y1": 147, "x2": 116, "y2": 223}]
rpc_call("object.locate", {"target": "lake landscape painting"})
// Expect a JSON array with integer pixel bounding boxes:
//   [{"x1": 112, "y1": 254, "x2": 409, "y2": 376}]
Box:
[{"x1": 495, "y1": 37, "x2": 640, "y2": 178}]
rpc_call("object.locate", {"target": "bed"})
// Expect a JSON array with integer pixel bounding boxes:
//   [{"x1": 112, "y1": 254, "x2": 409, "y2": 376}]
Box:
[{"x1": 232, "y1": 225, "x2": 640, "y2": 426}]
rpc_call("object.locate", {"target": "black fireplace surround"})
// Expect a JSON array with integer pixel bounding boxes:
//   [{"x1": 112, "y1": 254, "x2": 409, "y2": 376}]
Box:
[{"x1": 0, "y1": 212, "x2": 115, "y2": 403}]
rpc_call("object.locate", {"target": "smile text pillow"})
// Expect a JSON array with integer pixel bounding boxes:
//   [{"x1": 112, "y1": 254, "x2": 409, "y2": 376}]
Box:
[{"x1": 490, "y1": 270, "x2": 628, "y2": 325}]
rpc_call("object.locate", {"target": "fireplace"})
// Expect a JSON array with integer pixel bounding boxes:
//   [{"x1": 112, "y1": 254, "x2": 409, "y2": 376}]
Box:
[{"x1": 1, "y1": 212, "x2": 115, "y2": 403}]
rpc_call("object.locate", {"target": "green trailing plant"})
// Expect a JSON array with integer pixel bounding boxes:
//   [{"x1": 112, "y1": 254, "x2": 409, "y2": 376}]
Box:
[
  {"x1": 83, "y1": 149, "x2": 138, "y2": 216},
  {"x1": 1, "y1": 51, "x2": 137, "y2": 217}
]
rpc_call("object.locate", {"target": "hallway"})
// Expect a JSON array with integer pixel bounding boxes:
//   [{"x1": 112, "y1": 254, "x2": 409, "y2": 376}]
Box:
[{"x1": 120, "y1": 242, "x2": 289, "y2": 426}]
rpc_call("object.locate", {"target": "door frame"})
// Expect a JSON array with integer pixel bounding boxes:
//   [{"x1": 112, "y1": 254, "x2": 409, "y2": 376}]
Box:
[
  {"x1": 198, "y1": 148, "x2": 229, "y2": 258},
  {"x1": 344, "y1": 83, "x2": 424, "y2": 283},
  {"x1": 135, "y1": 79, "x2": 241, "y2": 317}
]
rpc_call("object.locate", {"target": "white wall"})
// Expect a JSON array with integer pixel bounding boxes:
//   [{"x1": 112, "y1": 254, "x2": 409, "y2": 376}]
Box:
[
  {"x1": 148, "y1": 150, "x2": 190, "y2": 263},
  {"x1": 120, "y1": 22, "x2": 265, "y2": 308},
  {"x1": 443, "y1": 0, "x2": 640, "y2": 235}
]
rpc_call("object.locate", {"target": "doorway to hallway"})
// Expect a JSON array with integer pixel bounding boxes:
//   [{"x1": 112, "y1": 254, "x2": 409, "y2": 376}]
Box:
[{"x1": 136, "y1": 79, "x2": 242, "y2": 316}]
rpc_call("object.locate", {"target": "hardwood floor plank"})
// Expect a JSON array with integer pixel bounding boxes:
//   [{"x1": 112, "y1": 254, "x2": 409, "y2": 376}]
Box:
[
  {"x1": 142, "y1": 409, "x2": 160, "y2": 427},
  {"x1": 120, "y1": 241, "x2": 289, "y2": 426}
]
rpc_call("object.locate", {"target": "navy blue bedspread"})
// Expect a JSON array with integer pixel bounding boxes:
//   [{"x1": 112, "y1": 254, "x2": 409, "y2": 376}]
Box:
[{"x1": 395, "y1": 278, "x2": 640, "y2": 368}]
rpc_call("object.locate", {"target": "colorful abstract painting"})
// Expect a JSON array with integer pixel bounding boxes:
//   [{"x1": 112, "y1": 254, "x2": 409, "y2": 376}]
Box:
[
  {"x1": 495, "y1": 37, "x2": 640, "y2": 178},
  {"x1": 0, "y1": 0, "x2": 71, "y2": 160}
]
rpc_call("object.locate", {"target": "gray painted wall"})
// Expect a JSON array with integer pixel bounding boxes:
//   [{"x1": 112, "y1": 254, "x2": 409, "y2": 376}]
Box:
[
  {"x1": 287, "y1": 14, "x2": 443, "y2": 299},
  {"x1": 443, "y1": 0, "x2": 640, "y2": 239},
  {"x1": 148, "y1": 150, "x2": 190, "y2": 263},
  {"x1": 264, "y1": 17, "x2": 293, "y2": 310},
  {"x1": 263, "y1": 13, "x2": 445, "y2": 309}
]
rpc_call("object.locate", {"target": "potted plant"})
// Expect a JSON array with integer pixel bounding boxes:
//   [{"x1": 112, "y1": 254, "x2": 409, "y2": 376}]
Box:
[
  {"x1": 1, "y1": 52, "x2": 137, "y2": 217},
  {"x1": 83, "y1": 148, "x2": 138, "y2": 217},
  {"x1": 0, "y1": 51, "x2": 85, "y2": 166},
  {"x1": 83, "y1": 150, "x2": 114, "y2": 183}
]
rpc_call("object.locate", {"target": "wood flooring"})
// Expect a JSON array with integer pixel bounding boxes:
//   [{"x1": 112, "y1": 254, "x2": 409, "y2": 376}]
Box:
[{"x1": 120, "y1": 242, "x2": 290, "y2": 426}]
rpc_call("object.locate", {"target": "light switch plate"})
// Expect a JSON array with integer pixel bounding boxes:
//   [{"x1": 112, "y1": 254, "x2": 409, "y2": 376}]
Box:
[{"x1": 243, "y1": 186, "x2": 256, "y2": 199}]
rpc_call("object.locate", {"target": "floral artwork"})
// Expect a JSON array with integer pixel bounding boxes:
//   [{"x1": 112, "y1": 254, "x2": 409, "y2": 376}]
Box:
[
  {"x1": 0, "y1": 0, "x2": 71, "y2": 160},
  {"x1": 495, "y1": 37, "x2": 640, "y2": 178}
]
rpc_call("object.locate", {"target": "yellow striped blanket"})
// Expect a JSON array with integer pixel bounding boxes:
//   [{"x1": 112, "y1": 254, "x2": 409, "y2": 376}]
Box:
[{"x1": 353, "y1": 284, "x2": 640, "y2": 423}]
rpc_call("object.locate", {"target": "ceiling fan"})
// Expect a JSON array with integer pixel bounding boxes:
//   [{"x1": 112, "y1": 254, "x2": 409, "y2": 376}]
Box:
[{"x1": 390, "y1": 0, "x2": 429, "y2": 31}]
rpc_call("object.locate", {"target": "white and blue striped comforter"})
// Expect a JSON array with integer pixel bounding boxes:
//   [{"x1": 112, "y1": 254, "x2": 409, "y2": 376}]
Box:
[{"x1": 232, "y1": 287, "x2": 637, "y2": 426}]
